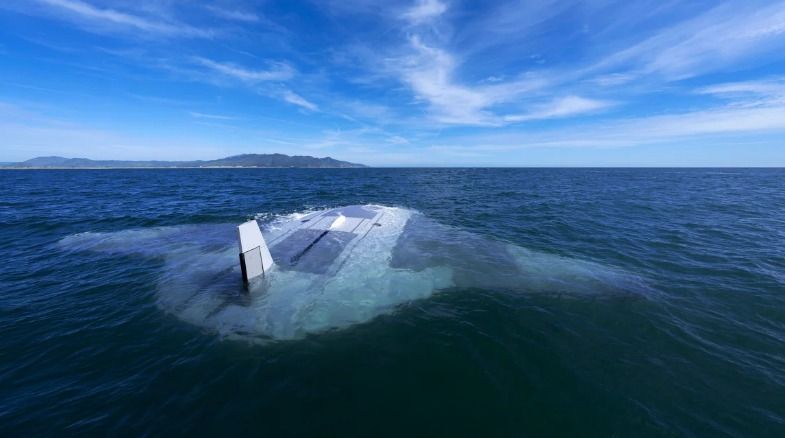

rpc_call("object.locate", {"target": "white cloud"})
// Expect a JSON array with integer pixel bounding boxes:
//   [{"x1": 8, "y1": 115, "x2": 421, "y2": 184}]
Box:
[
  {"x1": 387, "y1": 1, "x2": 785, "y2": 128},
  {"x1": 591, "y1": 2, "x2": 785, "y2": 80},
  {"x1": 386, "y1": 135, "x2": 410, "y2": 144},
  {"x1": 180, "y1": 59, "x2": 314, "y2": 112},
  {"x1": 402, "y1": 0, "x2": 447, "y2": 25},
  {"x1": 189, "y1": 111, "x2": 236, "y2": 120},
  {"x1": 504, "y1": 96, "x2": 613, "y2": 122},
  {"x1": 700, "y1": 81, "x2": 783, "y2": 96},
  {"x1": 693, "y1": 78, "x2": 785, "y2": 112},
  {"x1": 433, "y1": 102, "x2": 785, "y2": 153},
  {"x1": 399, "y1": 36, "x2": 495, "y2": 124},
  {"x1": 282, "y1": 90, "x2": 318, "y2": 111},
  {"x1": 394, "y1": 36, "x2": 551, "y2": 125},
  {"x1": 195, "y1": 57, "x2": 294, "y2": 82},
  {"x1": 622, "y1": 106, "x2": 785, "y2": 140},
  {"x1": 205, "y1": 5, "x2": 259, "y2": 23},
  {"x1": 588, "y1": 73, "x2": 636, "y2": 87},
  {"x1": 36, "y1": 0, "x2": 212, "y2": 38}
]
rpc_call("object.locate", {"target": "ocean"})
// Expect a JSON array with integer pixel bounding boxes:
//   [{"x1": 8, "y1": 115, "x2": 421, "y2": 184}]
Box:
[{"x1": 1, "y1": 168, "x2": 784, "y2": 436}]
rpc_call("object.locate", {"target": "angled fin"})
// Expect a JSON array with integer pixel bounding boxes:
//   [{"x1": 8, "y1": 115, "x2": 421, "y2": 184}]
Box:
[{"x1": 237, "y1": 220, "x2": 274, "y2": 288}]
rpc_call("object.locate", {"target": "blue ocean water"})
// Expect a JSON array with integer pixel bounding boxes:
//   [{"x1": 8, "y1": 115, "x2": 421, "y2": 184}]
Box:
[{"x1": 1, "y1": 168, "x2": 784, "y2": 436}]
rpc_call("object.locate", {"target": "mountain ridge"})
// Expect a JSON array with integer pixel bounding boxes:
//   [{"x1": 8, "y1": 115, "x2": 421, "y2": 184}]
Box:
[{"x1": 3, "y1": 153, "x2": 367, "y2": 169}]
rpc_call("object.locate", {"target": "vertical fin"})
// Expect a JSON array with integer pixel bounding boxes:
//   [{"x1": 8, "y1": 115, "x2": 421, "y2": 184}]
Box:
[{"x1": 237, "y1": 220, "x2": 274, "y2": 288}]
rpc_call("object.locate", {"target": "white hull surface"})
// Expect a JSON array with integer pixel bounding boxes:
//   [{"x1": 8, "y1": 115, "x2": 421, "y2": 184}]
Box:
[{"x1": 162, "y1": 205, "x2": 451, "y2": 340}]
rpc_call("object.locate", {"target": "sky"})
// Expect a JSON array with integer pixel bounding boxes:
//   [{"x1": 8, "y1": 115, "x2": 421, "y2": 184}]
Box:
[{"x1": 1, "y1": 0, "x2": 785, "y2": 166}]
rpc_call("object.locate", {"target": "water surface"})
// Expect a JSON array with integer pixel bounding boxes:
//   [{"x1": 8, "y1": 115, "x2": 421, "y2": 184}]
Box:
[{"x1": 1, "y1": 168, "x2": 784, "y2": 436}]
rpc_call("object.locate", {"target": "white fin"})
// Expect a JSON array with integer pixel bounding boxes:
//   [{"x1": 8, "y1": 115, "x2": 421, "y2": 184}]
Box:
[{"x1": 237, "y1": 220, "x2": 274, "y2": 286}]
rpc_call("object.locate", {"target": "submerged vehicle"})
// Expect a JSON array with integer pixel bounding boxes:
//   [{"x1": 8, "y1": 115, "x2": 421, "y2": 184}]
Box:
[{"x1": 59, "y1": 204, "x2": 644, "y2": 341}]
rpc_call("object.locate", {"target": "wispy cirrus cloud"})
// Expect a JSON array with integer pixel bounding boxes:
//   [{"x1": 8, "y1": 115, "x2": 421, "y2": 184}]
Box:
[
  {"x1": 699, "y1": 79, "x2": 785, "y2": 96},
  {"x1": 385, "y1": 0, "x2": 785, "y2": 128},
  {"x1": 398, "y1": 36, "x2": 496, "y2": 125},
  {"x1": 394, "y1": 35, "x2": 550, "y2": 125},
  {"x1": 195, "y1": 57, "x2": 295, "y2": 82},
  {"x1": 189, "y1": 111, "x2": 236, "y2": 120},
  {"x1": 282, "y1": 90, "x2": 319, "y2": 111},
  {"x1": 377, "y1": 1, "x2": 620, "y2": 127},
  {"x1": 589, "y1": 2, "x2": 785, "y2": 80},
  {"x1": 587, "y1": 73, "x2": 636, "y2": 87},
  {"x1": 401, "y1": 0, "x2": 447, "y2": 25},
  {"x1": 697, "y1": 78, "x2": 785, "y2": 107},
  {"x1": 182, "y1": 57, "x2": 318, "y2": 112},
  {"x1": 504, "y1": 96, "x2": 614, "y2": 122},
  {"x1": 205, "y1": 5, "x2": 259, "y2": 23},
  {"x1": 432, "y1": 100, "x2": 785, "y2": 154},
  {"x1": 35, "y1": 0, "x2": 214, "y2": 38}
]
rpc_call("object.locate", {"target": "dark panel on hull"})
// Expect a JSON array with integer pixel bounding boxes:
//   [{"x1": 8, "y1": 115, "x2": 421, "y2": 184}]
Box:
[{"x1": 271, "y1": 229, "x2": 357, "y2": 274}]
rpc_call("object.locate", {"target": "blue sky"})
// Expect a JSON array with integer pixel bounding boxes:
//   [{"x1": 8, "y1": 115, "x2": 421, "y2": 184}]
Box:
[{"x1": 1, "y1": 0, "x2": 785, "y2": 166}]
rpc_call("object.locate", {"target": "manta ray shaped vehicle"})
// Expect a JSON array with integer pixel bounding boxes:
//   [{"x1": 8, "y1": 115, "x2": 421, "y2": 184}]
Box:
[{"x1": 58, "y1": 204, "x2": 642, "y2": 340}]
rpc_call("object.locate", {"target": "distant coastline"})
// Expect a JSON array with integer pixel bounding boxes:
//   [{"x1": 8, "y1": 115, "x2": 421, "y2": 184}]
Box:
[{"x1": 1, "y1": 153, "x2": 367, "y2": 169}]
